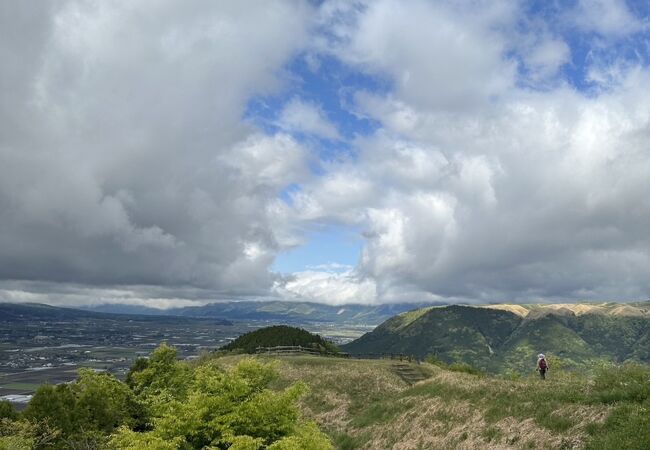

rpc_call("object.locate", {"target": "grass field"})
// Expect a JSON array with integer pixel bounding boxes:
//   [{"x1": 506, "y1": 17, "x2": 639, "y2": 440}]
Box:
[
  {"x1": 0, "y1": 382, "x2": 40, "y2": 392},
  {"x1": 211, "y1": 354, "x2": 650, "y2": 450}
]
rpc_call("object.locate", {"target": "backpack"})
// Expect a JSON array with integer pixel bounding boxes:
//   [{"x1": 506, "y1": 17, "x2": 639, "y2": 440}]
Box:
[{"x1": 539, "y1": 358, "x2": 547, "y2": 370}]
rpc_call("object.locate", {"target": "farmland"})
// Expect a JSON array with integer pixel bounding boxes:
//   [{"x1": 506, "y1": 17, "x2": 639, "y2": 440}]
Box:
[{"x1": 0, "y1": 304, "x2": 367, "y2": 408}]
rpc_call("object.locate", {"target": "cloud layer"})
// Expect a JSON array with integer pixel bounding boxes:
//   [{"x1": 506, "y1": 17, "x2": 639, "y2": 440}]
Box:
[
  {"x1": 1, "y1": 0, "x2": 650, "y2": 307},
  {"x1": 1, "y1": 1, "x2": 311, "y2": 297}
]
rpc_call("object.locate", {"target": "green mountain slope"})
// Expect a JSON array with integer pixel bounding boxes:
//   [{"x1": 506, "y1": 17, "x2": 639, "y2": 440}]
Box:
[{"x1": 342, "y1": 303, "x2": 650, "y2": 373}]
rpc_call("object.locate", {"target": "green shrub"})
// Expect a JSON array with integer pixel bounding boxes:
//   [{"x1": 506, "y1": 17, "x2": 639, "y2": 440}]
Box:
[
  {"x1": 0, "y1": 401, "x2": 17, "y2": 421},
  {"x1": 111, "y1": 352, "x2": 333, "y2": 449},
  {"x1": 23, "y1": 368, "x2": 144, "y2": 448}
]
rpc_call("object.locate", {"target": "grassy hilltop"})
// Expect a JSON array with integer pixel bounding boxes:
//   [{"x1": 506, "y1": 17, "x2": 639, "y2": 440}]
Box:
[
  {"x1": 217, "y1": 354, "x2": 650, "y2": 450},
  {"x1": 1, "y1": 346, "x2": 649, "y2": 449},
  {"x1": 342, "y1": 303, "x2": 650, "y2": 374}
]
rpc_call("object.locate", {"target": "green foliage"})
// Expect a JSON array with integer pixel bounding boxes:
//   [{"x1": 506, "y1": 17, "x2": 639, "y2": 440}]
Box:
[
  {"x1": 221, "y1": 326, "x2": 339, "y2": 355},
  {"x1": 108, "y1": 427, "x2": 184, "y2": 450},
  {"x1": 129, "y1": 343, "x2": 192, "y2": 400},
  {"x1": 107, "y1": 346, "x2": 333, "y2": 449},
  {"x1": 349, "y1": 397, "x2": 413, "y2": 428},
  {"x1": 328, "y1": 430, "x2": 370, "y2": 450},
  {"x1": 344, "y1": 305, "x2": 650, "y2": 374},
  {"x1": 591, "y1": 363, "x2": 650, "y2": 404},
  {"x1": 23, "y1": 368, "x2": 144, "y2": 448},
  {"x1": 0, "y1": 402, "x2": 16, "y2": 421},
  {"x1": 583, "y1": 363, "x2": 650, "y2": 449},
  {"x1": 2, "y1": 344, "x2": 332, "y2": 449},
  {"x1": 585, "y1": 402, "x2": 650, "y2": 450},
  {"x1": 424, "y1": 354, "x2": 445, "y2": 367},
  {"x1": 424, "y1": 354, "x2": 484, "y2": 376},
  {"x1": 23, "y1": 384, "x2": 74, "y2": 432},
  {"x1": 0, "y1": 418, "x2": 60, "y2": 450},
  {"x1": 125, "y1": 357, "x2": 150, "y2": 388}
]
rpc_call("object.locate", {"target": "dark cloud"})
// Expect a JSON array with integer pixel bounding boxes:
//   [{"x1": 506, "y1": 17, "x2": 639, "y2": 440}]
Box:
[{"x1": 0, "y1": 1, "x2": 312, "y2": 295}]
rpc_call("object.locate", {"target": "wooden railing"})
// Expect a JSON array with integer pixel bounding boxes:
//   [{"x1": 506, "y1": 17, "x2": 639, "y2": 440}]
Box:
[
  {"x1": 254, "y1": 346, "x2": 420, "y2": 362},
  {"x1": 254, "y1": 345, "x2": 340, "y2": 356}
]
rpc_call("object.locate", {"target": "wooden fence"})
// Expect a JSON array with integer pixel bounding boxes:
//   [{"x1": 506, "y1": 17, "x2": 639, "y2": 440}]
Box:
[
  {"x1": 254, "y1": 346, "x2": 419, "y2": 362},
  {"x1": 254, "y1": 345, "x2": 339, "y2": 356}
]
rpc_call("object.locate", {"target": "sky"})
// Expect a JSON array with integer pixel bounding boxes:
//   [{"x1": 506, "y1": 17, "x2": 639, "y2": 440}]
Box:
[{"x1": 1, "y1": 0, "x2": 650, "y2": 308}]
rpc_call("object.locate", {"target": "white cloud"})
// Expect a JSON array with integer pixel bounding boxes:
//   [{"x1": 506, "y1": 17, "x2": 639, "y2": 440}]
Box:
[
  {"x1": 523, "y1": 38, "x2": 571, "y2": 81},
  {"x1": 306, "y1": 263, "x2": 354, "y2": 272},
  {"x1": 277, "y1": 98, "x2": 341, "y2": 140},
  {"x1": 574, "y1": 0, "x2": 645, "y2": 37},
  {"x1": 278, "y1": 1, "x2": 650, "y2": 304},
  {"x1": 0, "y1": 1, "x2": 314, "y2": 295},
  {"x1": 273, "y1": 270, "x2": 377, "y2": 305},
  {"x1": 330, "y1": 0, "x2": 517, "y2": 110},
  {"x1": 2, "y1": 0, "x2": 650, "y2": 308}
]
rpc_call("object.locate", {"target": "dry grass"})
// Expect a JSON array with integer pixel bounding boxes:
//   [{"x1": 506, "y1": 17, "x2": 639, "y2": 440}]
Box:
[{"x1": 210, "y1": 355, "x2": 615, "y2": 450}]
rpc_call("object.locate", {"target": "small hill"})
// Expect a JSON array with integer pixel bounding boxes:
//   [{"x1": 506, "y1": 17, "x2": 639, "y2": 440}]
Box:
[
  {"x1": 342, "y1": 304, "x2": 650, "y2": 373},
  {"x1": 220, "y1": 325, "x2": 340, "y2": 354}
]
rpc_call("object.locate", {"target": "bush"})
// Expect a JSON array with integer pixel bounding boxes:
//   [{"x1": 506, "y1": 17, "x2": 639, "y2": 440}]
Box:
[
  {"x1": 110, "y1": 356, "x2": 333, "y2": 449},
  {"x1": 24, "y1": 368, "x2": 145, "y2": 448},
  {"x1": 0, "y1": 401, "x2": 17, "y2": 421}
]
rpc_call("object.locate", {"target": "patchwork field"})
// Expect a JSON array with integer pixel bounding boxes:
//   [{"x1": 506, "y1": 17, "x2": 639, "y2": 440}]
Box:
[{"x1": 0, "y1": 304, "x2": 368, "y2": 409}]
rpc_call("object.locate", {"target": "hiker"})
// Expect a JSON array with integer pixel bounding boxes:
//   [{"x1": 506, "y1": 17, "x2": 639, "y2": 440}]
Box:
[{"x1": 537, "y1": 353, "x2": 548, "y2": 379}]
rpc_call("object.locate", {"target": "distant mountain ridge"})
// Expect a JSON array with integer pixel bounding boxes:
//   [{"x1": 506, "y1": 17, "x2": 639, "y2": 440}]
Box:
[
  {"x1": 342, "y1": 302, "x2": 650, "y2": 373},
  {"x1": 82, "y1": 300, "x2": 438, "y2": 326},
  {"x1": 481, "y1": 302, "x2": 650, "y2": 318},
  {"x1": 0, "y1": 302, "x2": 231, "y2": 325}
]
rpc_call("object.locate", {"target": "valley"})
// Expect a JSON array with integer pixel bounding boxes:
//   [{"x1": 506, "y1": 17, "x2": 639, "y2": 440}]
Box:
[{"x1": 0, "y1": 303, "x2": 370, "y2": 408}]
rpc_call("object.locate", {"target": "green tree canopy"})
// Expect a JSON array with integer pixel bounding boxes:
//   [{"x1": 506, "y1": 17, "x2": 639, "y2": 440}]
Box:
[{"x1": 220, "y1": 326, "x2": 339, "y2": 355}]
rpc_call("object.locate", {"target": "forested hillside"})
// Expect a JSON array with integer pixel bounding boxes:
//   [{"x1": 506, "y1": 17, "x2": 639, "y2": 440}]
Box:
[
  {"x1": 342, "y1": 304, "x2": 650, "y2": 373},
  {"x1": 220, "y1": 325, "x2": 340, "y2": 354}
]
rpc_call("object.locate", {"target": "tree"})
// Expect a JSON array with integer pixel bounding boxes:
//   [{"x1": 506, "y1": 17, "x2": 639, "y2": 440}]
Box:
[
  {"x1": 24, "y1": 369, "x2": 144, "y2": 448},
  {"x1": 0, "y1": 401, "x2": 17, "y2": 421},
  {"x1": 110, "y1": 355, "x2": 333, "y2": 449}
]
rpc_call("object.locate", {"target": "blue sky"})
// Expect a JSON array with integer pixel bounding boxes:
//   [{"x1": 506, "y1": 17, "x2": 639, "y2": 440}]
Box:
[{"x1": 249, "y1": 0, "x2": 650, "y2": 279}]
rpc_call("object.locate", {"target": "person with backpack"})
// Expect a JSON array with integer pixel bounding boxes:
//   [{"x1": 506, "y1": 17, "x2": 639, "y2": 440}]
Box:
[{"x1": 537, "y1": 353, "x2": 548, "y2": 379}]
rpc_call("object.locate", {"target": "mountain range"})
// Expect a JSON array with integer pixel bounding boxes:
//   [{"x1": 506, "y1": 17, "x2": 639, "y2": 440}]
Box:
[
  {"x1": 0, "y1": 302, "x2": 232, "y2": 325},
  {"x1": 342, "y1": 302, "x2": 650, "y2": 373},
  {"x1": 81, "y1": 300, "x2": 436, "y2": 326}
]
